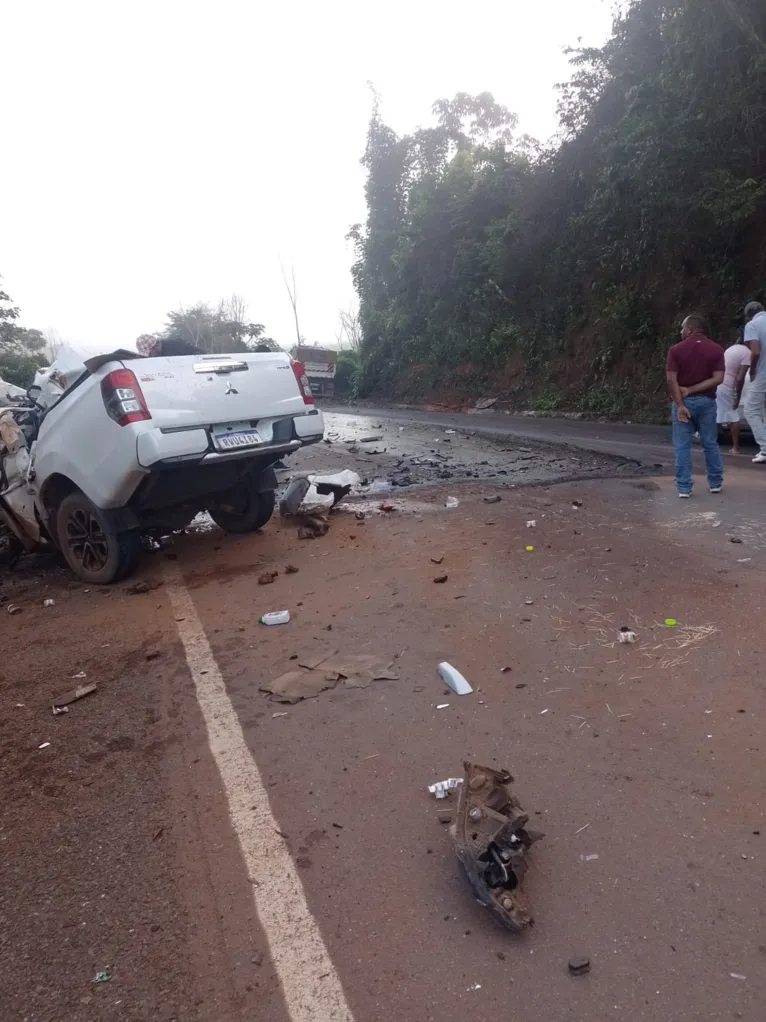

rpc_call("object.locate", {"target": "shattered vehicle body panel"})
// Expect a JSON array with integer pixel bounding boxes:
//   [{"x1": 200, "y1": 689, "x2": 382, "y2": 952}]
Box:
[{"x1": 453, "y1": 761, "x2": 542, "y2": 932}]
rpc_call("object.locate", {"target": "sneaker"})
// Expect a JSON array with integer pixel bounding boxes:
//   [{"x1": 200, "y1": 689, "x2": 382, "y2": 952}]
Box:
[
  {"x1": 678, "y1": 492, "x2": 692, "y2": 498},
  {"x1": 709, "y1": 486, "x2": 722, "y2": 494},
  {"x1": 753, "y1": 453, "x2": 766, "y2": 464}
]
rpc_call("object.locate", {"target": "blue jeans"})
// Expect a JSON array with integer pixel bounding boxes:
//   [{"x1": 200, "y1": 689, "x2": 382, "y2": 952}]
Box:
[{"x1": 671, "y1": 395, "x2": 722, "y2": 494}]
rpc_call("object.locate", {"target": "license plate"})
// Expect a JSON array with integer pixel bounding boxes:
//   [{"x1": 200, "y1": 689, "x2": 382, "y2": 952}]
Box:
[{"x1": 214, "y1": 429, "x2": 261, "y2": 450}]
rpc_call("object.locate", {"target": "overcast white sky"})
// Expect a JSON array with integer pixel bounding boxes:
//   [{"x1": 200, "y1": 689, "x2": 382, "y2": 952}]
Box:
[{"x1": 1, "y1": 0, "x2": 614, "y2": 353}]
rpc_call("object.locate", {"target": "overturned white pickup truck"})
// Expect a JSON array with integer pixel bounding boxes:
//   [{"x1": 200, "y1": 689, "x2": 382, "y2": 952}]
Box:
[{"x1": 0, "y1": 346, "x2": 324, "y2": 583}]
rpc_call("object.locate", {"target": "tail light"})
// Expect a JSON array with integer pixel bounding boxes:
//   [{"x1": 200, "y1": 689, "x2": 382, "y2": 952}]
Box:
[
  {"x1": 101, "y1": 369, "x2": 152, "y2": 426},
  {"x1": 290, "y1": 359, "x2": 314, "y2": 405}
]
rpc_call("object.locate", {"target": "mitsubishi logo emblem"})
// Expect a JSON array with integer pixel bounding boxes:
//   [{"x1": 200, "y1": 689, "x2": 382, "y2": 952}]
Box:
[{"x1": 225, "y1": 381, "x2": 238, "y2": 395}]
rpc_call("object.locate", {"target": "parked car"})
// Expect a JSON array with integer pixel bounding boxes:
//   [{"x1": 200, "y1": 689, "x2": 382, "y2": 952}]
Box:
[{"x1": 0, "y1": 347, "x2": 324, "y2": 583}]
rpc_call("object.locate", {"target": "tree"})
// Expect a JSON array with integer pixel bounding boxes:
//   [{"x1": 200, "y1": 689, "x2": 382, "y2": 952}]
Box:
[
  {"x1": 351, "y1": 3, "x2": 766, "y2": 418},
  {"x1": 162, "y1": 294, "x2": 277, "y2": 353},
  {"x1": 0, "y1": 281, "x2": 47, "y2": 388},
  {"x1": 336, "y1": 303, "x2": 362, "y2": 351},
  {"x1": 279, "y1": 261, "x2": 302, "y2": 347}
]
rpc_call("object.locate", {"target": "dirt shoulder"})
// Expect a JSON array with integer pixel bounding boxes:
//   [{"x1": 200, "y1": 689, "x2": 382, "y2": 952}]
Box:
[{"x1": 1, "y1": 466, "x2": 764, "y2": 1021}]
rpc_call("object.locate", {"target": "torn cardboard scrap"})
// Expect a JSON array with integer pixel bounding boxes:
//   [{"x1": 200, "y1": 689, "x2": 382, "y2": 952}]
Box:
[{"x1": 262, "y1": 652, "x2": 399, "y2": 703}]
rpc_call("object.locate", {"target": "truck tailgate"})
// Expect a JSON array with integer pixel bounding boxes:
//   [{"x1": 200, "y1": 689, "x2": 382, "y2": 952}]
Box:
[{"x1": 131, "y1": 352, "x2": 307, "y2": 429}]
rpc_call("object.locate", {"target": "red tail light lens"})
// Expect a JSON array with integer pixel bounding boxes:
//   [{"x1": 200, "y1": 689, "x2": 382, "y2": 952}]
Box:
[
  {"x1": 101, "y1": 369, "x2": 152, "y2": 426},
  {"x1": 290, "y1": 359, "x2": 314, "y2": 405}
]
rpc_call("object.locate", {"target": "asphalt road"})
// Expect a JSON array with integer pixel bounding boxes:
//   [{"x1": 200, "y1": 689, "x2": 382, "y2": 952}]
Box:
[
  {"x1": 325, "y1": 403, "x2": 758, "y2": 470},
  {"x1": 2, "y1": 422, "x2": 765, "y2": 1022}
]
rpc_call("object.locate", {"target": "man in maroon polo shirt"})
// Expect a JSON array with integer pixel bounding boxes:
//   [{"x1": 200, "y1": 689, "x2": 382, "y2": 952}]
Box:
[{"x1": 666, "y1": 314, "x2": 725, "y2": 497}]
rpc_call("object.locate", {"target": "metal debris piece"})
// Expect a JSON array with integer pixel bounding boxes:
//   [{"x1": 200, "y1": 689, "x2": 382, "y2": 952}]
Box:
[
  {"x1": 52, "y1": 683, "x2": 97, "y2": 709},
  {"x1": 568, "y1": 956, "x2": 591, "y2": 976},
  {"x1": 43, "y1": 598, "x2": 55, "y2": 607},
  {"x1": 7, "y1": 604, "x2": 22, "y2": 615},
  {"x1": 428, "y1": 777, "x2": 463, "y2": 799},
  {"x1": 619, "y1": 627, "x2": 638, "y2": 644},
  {"x1": 93, "y1": 968, "x2": 112, "y2": 983},
  {"x1": 445, "y1": 496, "x2": 459, "y2": 508},
  {"x1": 452, "y1": 762, "x2": 543, "y2": 932},
  {"x1": 526, "y1": 520, "x2": 536, "y2": 528},
  {"x1": 483, "y1": 495, "x2": 502, "y2": 504},
  {"x1": 38, "y1": 741, "x2": 51, "y2": 749},
  {"x1": 359, "y1": 435, "x2": 383, "y2": 443}
]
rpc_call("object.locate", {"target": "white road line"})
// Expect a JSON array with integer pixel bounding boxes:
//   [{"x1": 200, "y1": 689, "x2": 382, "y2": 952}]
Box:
[{"x1": 164, "y1": 565, "x2": 355, "y2": 1022}]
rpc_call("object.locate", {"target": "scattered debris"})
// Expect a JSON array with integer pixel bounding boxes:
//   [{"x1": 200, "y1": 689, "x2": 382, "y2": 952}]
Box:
[
  {"x1": 574, "y1": 822, "x2": 591, "y2": 835},
  {"x1": 525, "y1": 545, "x2": 534, "y2": 552},
  {"x1": 285, "y1": 564, "x2": 299, "y2": 574},
  {"x1": 730, "y1": 973, "x2": 746, "y2": 981},
  {"x1": 452, "y1": 762, "x2": 542, "y2": 932},
  {"x1": 438, "y1": 662, "x2": 473, "y2": 695},
  {"x1": 430, "y1": 554, "x2": 444, "y2": 564},
  {"x1": 730, "y1": 537, "x2": 743, "y2": 544},
  {"x1": 664, "y1": 618, "x2": 677, "y2": 627},
  {"x1": 483, "y1": 495, "x2": 502, "y2": 504},
  {"x1": 7, "y1": 603, "x2": 22, "y2": 615},
  {"x1": 72, "y1": 671, "x2": 87, "y2": 679},
  {"x1": 258, "y1": 570, "x2": 279, "y2": 585},
  {"x1": 526, "y1": 520, "x2": 536, "y2": 528},
  {"x1": 52, "y1": 705, "x2": 68, "y2": 716},
  {"x1": 127, "y1": 580, "x2": 151, "y2": 595},
  {"x1": 445, "y1": 496, "x2": 459, "y2": 508},
  {"x1": 568, "y1": 957, "x2": 591, "y2": 976},
  {"x1": 467, "y1": 983, "x2": 482, "y2": 991},
  {"x1": 354, "y1": 510, "x2": 366, "y2": 521},
  {"x1": 261, "y1": 652, "x2": 398, "y2": 703},
  {"x1": 259, "y1": 610, "x2": 290, "y2": 626},
  {"x1": 436, "y1": 703, "x2": 450, "y2": 710},
  {"x1": 572, "y1": 499, "x2": 583, "y2": 509},
  {"x1": 379, "y1": 502, "x2": 395, "y2": 512},
  {"x1": 474, "y1": 397, "x2": 497, "y2": 410},
  {"x1": 619, "y1": 627, "x2": 638, "y2": 644},
  {"x1": 145, "y1": 650, "x2": 162, "y2": 661},
  {"x1": 525, "y1": 598, "x2": 534, "y2": 606},
  {"x1": 579, "y1": 853, "x2": 599, "y2": 862},
  {"x1": 93, "y1": 968, "x2": 112, "y2": 984},
  {"x1": 52, "y1": 682, "x2": 97, "y2": 710},
  {"x1": 433, "y1": 574, "x2": 448, "y2": 584},
  {"x1": 298, "y1": 513, "x2": 329, "y2": 539},
  {"x1": 272, "y1": 712, "x2": 289, "y2": 718},
  {"x1": 43, "y1": 598, "x2": 55, "y2": 607},
  {"x1": 38, "y1": 742, "x2": 51, "y2": 750},
  {"x1": 428, "y1": 777, "x2": 463, "y2": 799},
  {"x1": 501, "y1": 666, "x2": 512, "y2": 673}
]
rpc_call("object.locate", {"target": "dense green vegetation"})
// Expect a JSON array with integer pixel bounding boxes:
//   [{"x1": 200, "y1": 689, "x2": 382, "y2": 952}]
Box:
[
  {"x1": 351, "y1": 0, "x2": 766, "y2": 418},
  {"x1": 0, "y1": 284, "x2": 47, "y2": 388}
]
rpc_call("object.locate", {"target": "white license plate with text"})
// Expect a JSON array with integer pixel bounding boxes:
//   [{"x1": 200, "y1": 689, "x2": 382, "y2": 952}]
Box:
[{"x1": 214, "y1": 429, "x2": 261, "y2": 450}]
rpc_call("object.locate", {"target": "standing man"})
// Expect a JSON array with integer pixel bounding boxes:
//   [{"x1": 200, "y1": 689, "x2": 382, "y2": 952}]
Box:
[
  {"x1": 666, "y1": 313, "x2": 725, "y2": 497},
  {"x1": 743, "y1": 301, "x2": 766, "y2": 463}
]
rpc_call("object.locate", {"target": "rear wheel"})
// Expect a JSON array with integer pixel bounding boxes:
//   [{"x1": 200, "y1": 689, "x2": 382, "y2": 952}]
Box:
[
  {"x1": 56, "y1": 491, "x2": 142, "y2": 584},
  {"x1": 207, "y1": 482, "x2": 276, "y2": 533}
]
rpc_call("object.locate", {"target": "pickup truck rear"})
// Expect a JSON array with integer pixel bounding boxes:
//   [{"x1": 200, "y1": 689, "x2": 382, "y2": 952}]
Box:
[{"x1": 0, "y1": 347, "x2": 324, "y2": 583}]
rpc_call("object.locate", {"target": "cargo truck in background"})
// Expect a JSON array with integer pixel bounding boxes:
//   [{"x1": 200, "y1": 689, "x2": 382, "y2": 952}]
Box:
[{"x1": 290, "y1": 346, "x2": 337, "y2": 400}]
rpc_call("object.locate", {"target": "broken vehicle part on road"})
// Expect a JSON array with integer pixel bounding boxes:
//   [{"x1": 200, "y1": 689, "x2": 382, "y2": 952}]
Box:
[
  {"x1": 428, "y1": 777, "x2": 464, "y2": 799},
  {"x1": 437, "y1": 662, "x2": 473, "y2": 695},
  {"x1": 452, "y1": 762, "x2": 542, "y2": 933}
]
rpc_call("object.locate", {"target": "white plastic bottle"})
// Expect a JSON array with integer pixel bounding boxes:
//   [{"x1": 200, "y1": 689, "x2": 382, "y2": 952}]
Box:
[{"x1": 259, "y1": 610, "x2": 290, "y2": 626}]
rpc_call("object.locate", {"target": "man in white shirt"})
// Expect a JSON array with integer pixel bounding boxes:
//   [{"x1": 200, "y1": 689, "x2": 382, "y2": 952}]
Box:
[{"x1": 744, "y1": 301, "x2": 766, "y2": 463}]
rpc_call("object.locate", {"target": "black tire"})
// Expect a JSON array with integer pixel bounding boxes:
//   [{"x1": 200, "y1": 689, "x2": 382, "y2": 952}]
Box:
[
  {"x1": 56, "y1": 490, "x2": 142, "y2": 584},
  {"x1": 207, "y1": 484, "x2": 276, "y2": 534}
]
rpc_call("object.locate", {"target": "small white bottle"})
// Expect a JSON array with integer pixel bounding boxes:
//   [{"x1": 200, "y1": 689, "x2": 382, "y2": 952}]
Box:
[{"x1": 259, "y1": 610, "x2": 290, "y2": 626}]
